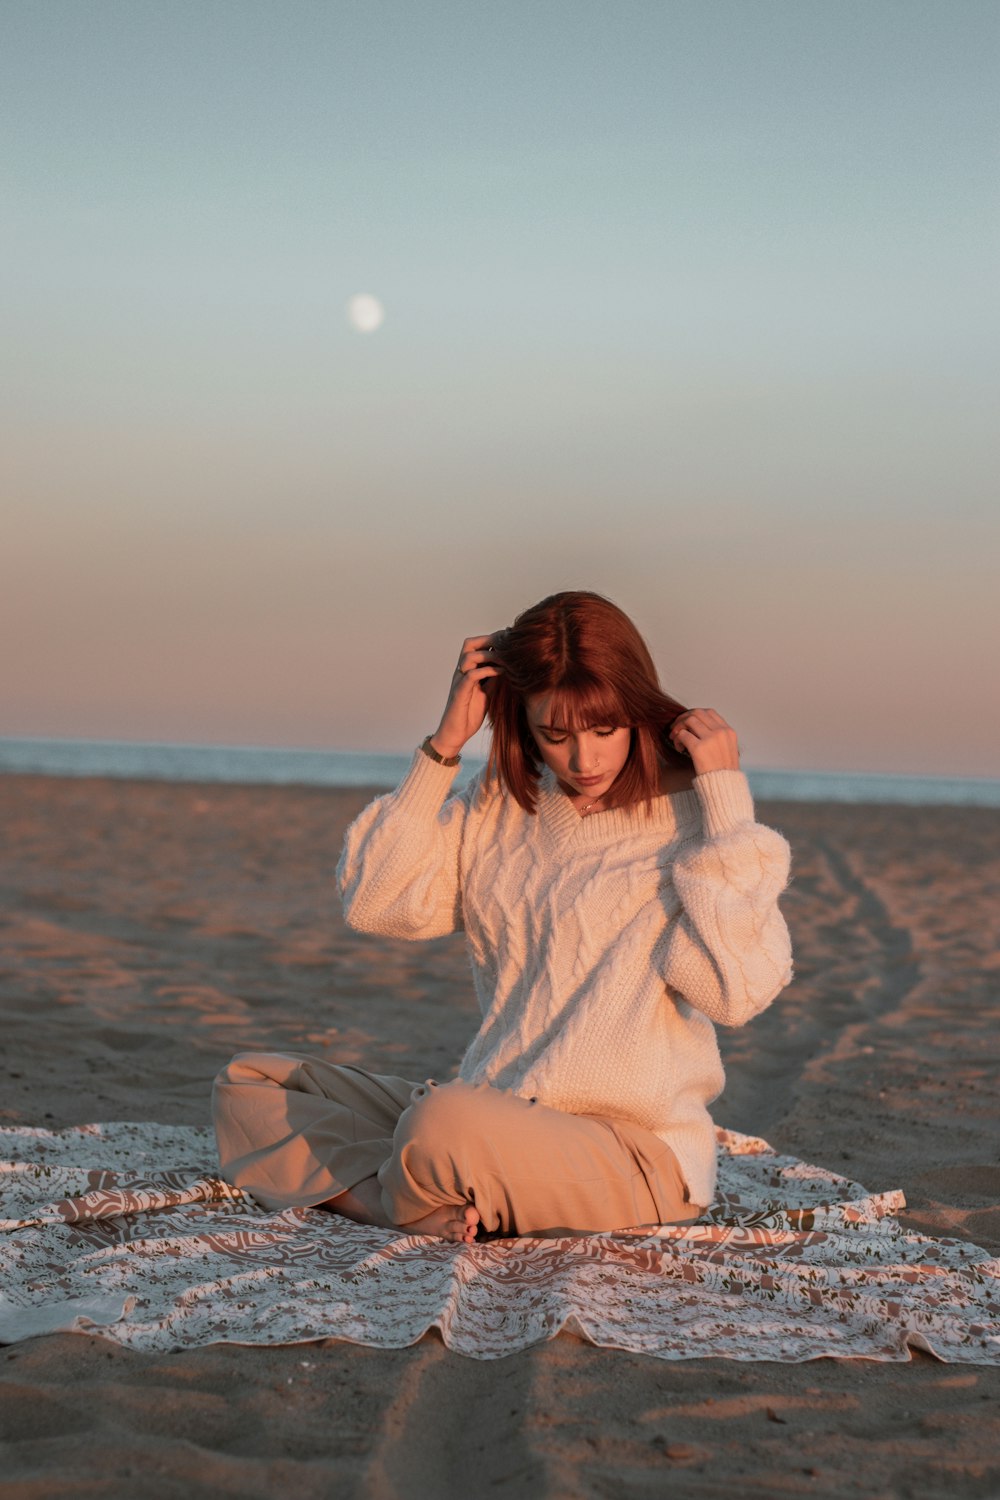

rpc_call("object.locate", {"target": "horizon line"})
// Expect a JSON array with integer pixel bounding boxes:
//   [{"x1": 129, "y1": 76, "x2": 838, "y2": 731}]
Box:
[{"x1": 1, "y1": 733, "x2": 997, "y2": 790}]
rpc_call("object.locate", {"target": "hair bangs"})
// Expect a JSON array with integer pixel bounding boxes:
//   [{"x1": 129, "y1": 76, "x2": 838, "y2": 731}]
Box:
[{"x1": 542, "y1": 676, "x2": 631, "y2": 734}]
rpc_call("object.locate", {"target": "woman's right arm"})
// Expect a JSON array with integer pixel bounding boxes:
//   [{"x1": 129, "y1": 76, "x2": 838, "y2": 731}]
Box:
[
  {"x1": 336, "y1": 633, "x2": 501, "y2": 941},
  {"x1": 336, "y1": 753, "x2": 477, "y2": 939}
]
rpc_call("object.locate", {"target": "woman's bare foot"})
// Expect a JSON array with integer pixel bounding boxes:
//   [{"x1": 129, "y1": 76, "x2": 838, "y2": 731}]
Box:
[
  {"x1": 321, "y1": 1177, "x2": 480, "y2": 1243},
  {"x1": 400, "y1": 1203, "x2": 480, "y2": 1244}
]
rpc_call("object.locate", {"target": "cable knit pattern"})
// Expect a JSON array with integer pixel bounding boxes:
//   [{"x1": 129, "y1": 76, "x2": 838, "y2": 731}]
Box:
[{"x1": 336, "y1": 750, "x2": 794, "y2": 1207}]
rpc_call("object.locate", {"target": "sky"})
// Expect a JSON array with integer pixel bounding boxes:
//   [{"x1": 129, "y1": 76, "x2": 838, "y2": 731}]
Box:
[{"x1": 2, "y1": 0, "x2": 997, "y2": 777}]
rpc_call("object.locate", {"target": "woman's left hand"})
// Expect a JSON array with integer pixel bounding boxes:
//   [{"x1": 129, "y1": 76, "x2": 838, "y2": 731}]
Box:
[{"x1": 669, "y1": 708, "x2": 741, "y2": 774}]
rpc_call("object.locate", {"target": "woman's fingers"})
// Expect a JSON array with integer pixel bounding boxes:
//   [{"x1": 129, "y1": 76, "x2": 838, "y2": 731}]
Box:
[
  {"x1": 672, "y1": 707, "x2": 727, "y2": 735},
  {"x1": 454, "y1": 638, "x2": 503, "y2": 694},
  {"x1": 670, "y1": 709, "x2": 740, "y2": 773},
  {"x1": 458, "y1": 647, "x2": 500, "y2": 678},
  {"x1": 675, "y1": 707, "x2": 726, "y2": 726},
  {"x1": 433, "y1": 636, "x2": 503, "y2": 755},
  {"x1": 457, "y1": 635, "x2": 495, "y2": 672}
]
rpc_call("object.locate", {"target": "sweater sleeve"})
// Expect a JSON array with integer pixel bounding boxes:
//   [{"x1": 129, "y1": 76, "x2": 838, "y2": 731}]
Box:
[
  {"x1": 659, "y1": 768, "x2": 794, "y2": 1027},
  {"x1": 336, "y1": 748, "x2": 478, "y2": 940}
]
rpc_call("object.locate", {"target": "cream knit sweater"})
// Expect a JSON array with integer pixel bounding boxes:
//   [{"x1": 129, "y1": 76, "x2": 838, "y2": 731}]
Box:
[{"x1": 336, "y1": 748, "x2": 794, "y2": 1208}]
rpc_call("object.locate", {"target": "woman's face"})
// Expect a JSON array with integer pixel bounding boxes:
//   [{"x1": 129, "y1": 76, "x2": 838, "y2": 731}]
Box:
[{"x1": 524, "y1": 693, "x2": 632, "y2": 799}]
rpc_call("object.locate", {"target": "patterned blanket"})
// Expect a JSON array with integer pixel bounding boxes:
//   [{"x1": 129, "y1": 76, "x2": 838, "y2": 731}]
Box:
[{"x1": 1, "y1": 1122, "x2": 997, "y2": 1362}]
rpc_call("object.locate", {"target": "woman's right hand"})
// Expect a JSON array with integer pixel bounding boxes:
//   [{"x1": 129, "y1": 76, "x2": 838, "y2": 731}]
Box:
[{"x1": 429, "y1": 635, "x2": 501, "y2": 758}]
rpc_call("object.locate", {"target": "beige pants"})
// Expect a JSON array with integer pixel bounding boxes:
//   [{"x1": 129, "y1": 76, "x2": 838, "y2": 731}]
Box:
[{"x1": 212, "y1": 1051, "x2": 703, "y2": 1237}]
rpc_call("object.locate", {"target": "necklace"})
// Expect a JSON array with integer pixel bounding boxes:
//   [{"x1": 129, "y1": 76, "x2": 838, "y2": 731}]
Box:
[{"x1": 556, "y1": 777, "x2": 610, "y2": 817}]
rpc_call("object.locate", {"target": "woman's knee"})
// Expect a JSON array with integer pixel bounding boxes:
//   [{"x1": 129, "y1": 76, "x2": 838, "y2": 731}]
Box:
[
  {"x1": 213, "y1": 1051, "x2": 268, "y2": 1088},
  {"x1": 211, "y1": 1053, "x2": 287, "y2": 1133},
  {"x1": 213, "y1": 1050, "x2": 316, "y2": 1095},
  {"x1": 393, "y1": 1079, "x2": 532, "y2": 1173},
  {"x1": 394, "y1": 1078, "x2": 495, "y2": 1159}
]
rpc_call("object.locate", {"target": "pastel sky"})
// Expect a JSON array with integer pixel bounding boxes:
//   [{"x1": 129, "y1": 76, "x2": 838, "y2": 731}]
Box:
[{"x1": 2, "y1": 1, "x2": 997, "y2": 776}]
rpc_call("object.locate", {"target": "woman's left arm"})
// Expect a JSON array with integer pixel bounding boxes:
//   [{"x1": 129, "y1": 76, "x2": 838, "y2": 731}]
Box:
[{"x1": 660, "y1": 709, "x2": 794, "y2": 1027}]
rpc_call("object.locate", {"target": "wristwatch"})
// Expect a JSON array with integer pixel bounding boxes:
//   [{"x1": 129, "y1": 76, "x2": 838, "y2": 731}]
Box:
[{"x1": 420, "y1": 735, "x2": 461, "y2": 767}]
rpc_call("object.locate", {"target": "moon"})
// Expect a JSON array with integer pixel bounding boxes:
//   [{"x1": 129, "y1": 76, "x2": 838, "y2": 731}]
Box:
[{"x1": 346, "y1": 293, "x2": 385, "y2": 333}]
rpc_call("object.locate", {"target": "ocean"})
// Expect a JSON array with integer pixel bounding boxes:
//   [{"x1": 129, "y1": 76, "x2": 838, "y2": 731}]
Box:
[{"x1": 1, "y1": 736, "x2": 997, "y2": 807}]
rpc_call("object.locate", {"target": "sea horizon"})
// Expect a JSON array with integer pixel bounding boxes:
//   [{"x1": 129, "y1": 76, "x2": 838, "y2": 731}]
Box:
[{"x1": 1, "y1": 734, "x2": 997, "y2": 808}]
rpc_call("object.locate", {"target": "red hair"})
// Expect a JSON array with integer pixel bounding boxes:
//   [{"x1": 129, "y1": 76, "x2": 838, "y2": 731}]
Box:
[{"x1": 484, "y1": 591, "x2": 690, "y2": 814}]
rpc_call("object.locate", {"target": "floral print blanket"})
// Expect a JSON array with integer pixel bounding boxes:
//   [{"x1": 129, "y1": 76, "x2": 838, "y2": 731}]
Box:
[{"x1": 1, "y1": 1122, "x2": 997, "y2": 1362}]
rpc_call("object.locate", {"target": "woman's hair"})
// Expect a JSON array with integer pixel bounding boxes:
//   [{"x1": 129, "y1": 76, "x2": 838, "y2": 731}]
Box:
[{"x1": 485, "y1": 590, "x2": 690, "y2": 814}]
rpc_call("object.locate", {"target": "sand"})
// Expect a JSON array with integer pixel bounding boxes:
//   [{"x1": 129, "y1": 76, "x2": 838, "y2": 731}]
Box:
[{"x1": 1, "y1": 773, "x2": 998, "y2": 1498}]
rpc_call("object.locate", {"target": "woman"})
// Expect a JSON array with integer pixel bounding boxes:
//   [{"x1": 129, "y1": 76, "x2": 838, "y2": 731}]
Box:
[{"x1": 213, "y1": 591, "x2": 794, "y2": 1244}]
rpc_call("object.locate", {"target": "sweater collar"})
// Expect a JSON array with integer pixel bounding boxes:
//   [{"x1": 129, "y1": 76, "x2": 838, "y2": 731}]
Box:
[{"x1": 535, "y1": 765, "x2": 703, "y2": 847}]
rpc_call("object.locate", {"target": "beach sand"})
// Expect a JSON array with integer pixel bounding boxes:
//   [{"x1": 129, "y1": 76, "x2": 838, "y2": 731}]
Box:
[{"x1": 1, "y1": 774, "x2": 998, "y2": 1498}]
